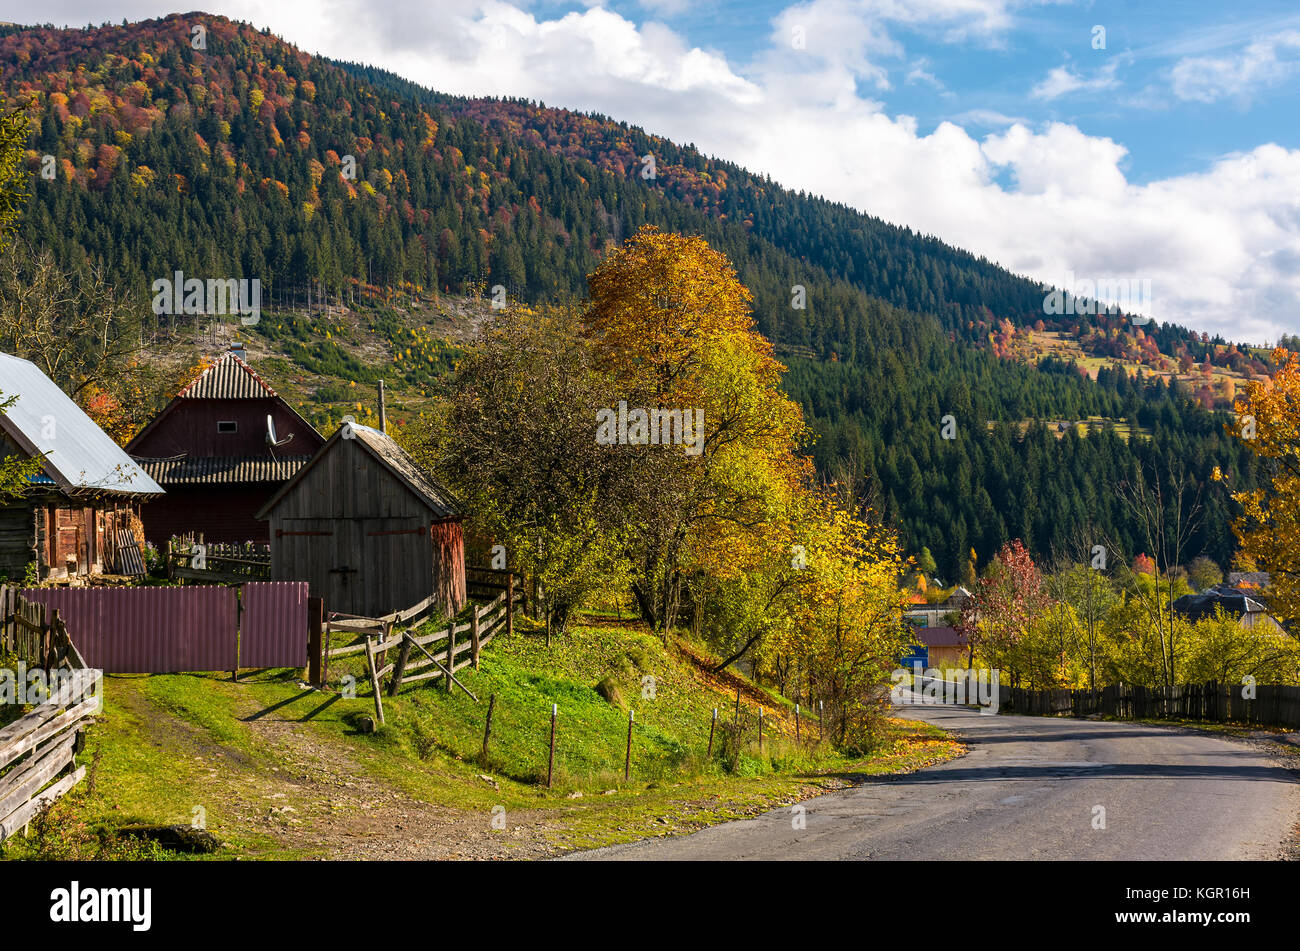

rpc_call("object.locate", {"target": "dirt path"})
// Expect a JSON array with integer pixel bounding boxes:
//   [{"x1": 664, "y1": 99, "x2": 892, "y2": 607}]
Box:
[
  {"x1": 109, "y1": 677, "x2": 564, "y2": 860},
  {"x1": 237, "y1": 712, "x2": 565, "y2": 860}
]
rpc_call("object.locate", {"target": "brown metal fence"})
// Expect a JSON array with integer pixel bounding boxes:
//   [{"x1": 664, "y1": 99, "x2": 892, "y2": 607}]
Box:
[
  {"x1": 240, "y1": 582, "x2": 308, "y2": 668},
  {"x1": 15, "y1": 582, "x2": 307, "y2": 674}
]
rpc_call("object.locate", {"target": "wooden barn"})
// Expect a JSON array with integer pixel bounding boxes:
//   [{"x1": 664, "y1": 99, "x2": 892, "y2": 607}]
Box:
[
  {"x1": 127, "y1": 344, "x2": 324, "y2": 548},
  {"x1": 255, "y1": 422, "x2": 466, "y2": 618},
  {"x1": 0, "y1": 351, "x2": 164, "y2": 580}
]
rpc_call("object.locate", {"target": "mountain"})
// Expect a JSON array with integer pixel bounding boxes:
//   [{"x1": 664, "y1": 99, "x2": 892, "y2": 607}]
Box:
[{"x1": 0, "y1": 13, "x2": 1262, "y2": 579}]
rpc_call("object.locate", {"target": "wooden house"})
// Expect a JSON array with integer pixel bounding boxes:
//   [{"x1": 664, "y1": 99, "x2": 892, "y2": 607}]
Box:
[
  {"x1": 0, "y1": 351, "x2": 164, "y2": 580},
  {"x1": 255, "y1": 422, "x2": 466, "y2": 618},
  {"x1": 127, "y1": 345, "x2": 324, "y2": 548}
]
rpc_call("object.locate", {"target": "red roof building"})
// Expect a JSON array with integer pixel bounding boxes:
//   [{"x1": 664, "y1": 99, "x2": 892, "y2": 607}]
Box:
[{"x1": 127, "y1": 346, "x2": 325, "y2": 547}]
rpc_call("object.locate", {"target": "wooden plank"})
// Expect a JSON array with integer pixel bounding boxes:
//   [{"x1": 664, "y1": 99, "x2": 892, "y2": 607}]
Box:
[
  {"x1": 0, "y1": 767, "x2": 84, "y2": 844},
  {"x1": 363, "y1": 636, "x2": 385, "y2": 727},
  {"x1": 0, "y1": 731, "x2": 77, "y2": 820},
  {"x1": 324, "y1": 641, "x2": 369, "y2": 659},
  {"x1": 0, "y1": 694, "x2": 99, "y2": 769},
  {"x1": 408, "y1": 626, "x2": 451, "y2": 648}
]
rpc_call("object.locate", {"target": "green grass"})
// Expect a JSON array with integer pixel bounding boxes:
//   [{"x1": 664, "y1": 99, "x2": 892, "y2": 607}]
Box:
[{"x1": 2, "y1": 621, "x2": 963, "y2": 860}]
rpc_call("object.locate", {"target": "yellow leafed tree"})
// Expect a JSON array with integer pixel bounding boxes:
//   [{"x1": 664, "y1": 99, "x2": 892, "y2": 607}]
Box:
[{"x1": 1232, "y1": 347, "x2": 1300, "y2": 634}]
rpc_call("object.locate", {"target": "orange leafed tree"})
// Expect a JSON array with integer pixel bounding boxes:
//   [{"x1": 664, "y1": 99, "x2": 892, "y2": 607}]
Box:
[{"x1": 1232, "y1": 347, "x2": 1300, "y2": 634}]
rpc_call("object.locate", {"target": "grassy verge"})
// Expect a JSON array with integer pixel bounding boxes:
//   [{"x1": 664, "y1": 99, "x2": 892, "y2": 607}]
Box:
[{"x1": 1, "y1": 620, "x2": 962, "y2": 860}]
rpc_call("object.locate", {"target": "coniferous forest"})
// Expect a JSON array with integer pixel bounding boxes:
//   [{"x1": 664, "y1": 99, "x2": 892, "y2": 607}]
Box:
[{"x1": 0, "y1": 14, "x2": 1267, "y2": 580}]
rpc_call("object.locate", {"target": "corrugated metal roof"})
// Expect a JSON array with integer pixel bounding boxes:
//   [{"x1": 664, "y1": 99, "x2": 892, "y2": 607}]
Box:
[
  {"x1": 179, "y1": 352, "x2": 277, "y2": 399},
  {"x1": 350, "y1": 424, "x2": 463, "y2": 518},
  {"x1": 133, "y1": 455, "x2": 313, "y2": 484},
  {"x1": 1174, "y1": 591, "x2": 1269, "y2": 621},
  {"x1": 0, "y1": 351, "x2": 164, "y2": 496},
  {"x1": 915, "y1": 626, "x2": 969, "y2": 648}
]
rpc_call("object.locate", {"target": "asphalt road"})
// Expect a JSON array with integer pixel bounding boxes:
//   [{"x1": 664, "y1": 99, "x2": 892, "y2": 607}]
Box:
[{"x1": 568, "y1": 701, "x2": 1300, "y2": 860}]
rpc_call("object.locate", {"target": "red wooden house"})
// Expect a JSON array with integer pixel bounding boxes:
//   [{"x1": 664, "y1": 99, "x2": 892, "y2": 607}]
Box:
[{"x1": 127, "y1": 345, "x2": 324, "y2": 548}]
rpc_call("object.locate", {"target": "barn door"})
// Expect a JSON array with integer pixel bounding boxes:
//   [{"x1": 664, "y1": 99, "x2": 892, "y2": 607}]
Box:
[
  {"x1": 326, "y1": 520, "x2": 362, "y2": 615},
  {"x1": 361, "y1": 518, "x2": 432, "y2": 618}
]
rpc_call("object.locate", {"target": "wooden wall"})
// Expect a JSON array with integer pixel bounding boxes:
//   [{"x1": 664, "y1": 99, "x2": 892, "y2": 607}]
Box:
[
  {"x1": 131, "y1": 397, "x2": 322, "y2": 459},
  {"x1": 266, "y1": 438, "x2": 465, "y2": 618},
  {"x1": 138, "y1": 484, "x2": 277, "y2": 549},
  {"x1": 0, "y1": 499, "x2": 37, "y2": 581}
]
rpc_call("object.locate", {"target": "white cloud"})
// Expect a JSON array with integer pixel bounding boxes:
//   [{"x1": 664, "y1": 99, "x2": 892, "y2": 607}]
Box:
[
  {"x1": 1170, "y1": 31, "x2": 1300, "y2": 104},
  {"x1": 1030, "y1": 62, "x2": 1119, "y2": 100}
]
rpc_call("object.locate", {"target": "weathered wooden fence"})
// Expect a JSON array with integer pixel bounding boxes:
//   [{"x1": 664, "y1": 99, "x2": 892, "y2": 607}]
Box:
[
  {"x1": 168, "y1": 536, "x2": 271, "y2": 584},
  {"x1": 1000, "y1": 681, "x2": 1300, "y2": 729},
  {"x1": 1, "y1": 588, "x2": 86, "y2": 670},
  {"x1": 466, "y1": 567, "x2": 525, "y2": 604},
  {"x1": 323, "y1": 585, "x2": 524, "y2": 726},
  {"x1": 0, "y1": 588, "x2": 97, "y2": 846},
  {"x1": 0, "y1": 668, "x2": 100, "y2": 845}
]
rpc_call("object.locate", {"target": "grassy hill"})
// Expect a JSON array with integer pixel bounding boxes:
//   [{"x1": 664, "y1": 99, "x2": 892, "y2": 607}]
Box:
[{"x1": 2, "y1": 619, "x2": 961, "y2": 859}]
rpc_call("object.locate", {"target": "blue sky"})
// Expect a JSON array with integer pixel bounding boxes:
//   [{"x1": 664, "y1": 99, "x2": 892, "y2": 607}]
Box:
[
  {"x1": 592, "y1": 0, "x2": 1300, "y2": 185},
  {"x1": 15, "y1": 1, "x2": 1300, "y2": 341}
]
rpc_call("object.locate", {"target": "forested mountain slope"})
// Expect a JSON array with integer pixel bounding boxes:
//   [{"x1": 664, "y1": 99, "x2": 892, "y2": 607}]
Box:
[{"x1": 0, "y1": 13, "x2": 1261, "y2": 578}]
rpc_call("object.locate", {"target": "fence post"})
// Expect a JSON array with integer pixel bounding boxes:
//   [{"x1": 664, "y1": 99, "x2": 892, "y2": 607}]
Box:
[
  {"x1": 506, "y1": 575, "x2": 514, "y2": 638},
  {"x1": 364, "y1": 635, "x2": 385, "y2": 727},
  {"x1": 481, "y1": 693, "x2": 496, "y2": 761},
  {"x1": 471, "y1": 610, "x2": 481, "y2": 669},
  {"x1": 388, "y1": 633, "x2": 412, "y2": 697},
  {"x1": 446, "y1": 624, "x2": 455, "y2": 693},
  {"x1": 795, "y1": 703, "x2": 801, "y2": 743},
  {"x1": 757, "y1": 708, "x2": 763, "y2": 754},
  {"x1": 624, "y1": 708, "x2": 634, "y2": 782},
  {"x1": 307, "y1": 597, "x2": 323, "y2": 688},
  {"x1": 707, "y1": 707, "x2": 717, "y2": 757},
  {"x1": 547, "y1": 704, "x2": 557, "y2": 789}
]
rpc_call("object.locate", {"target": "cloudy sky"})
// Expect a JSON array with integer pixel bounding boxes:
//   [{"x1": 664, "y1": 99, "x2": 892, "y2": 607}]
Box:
[{"x1": 13, "y1": 1, "x2": 1300, "y2": 342}]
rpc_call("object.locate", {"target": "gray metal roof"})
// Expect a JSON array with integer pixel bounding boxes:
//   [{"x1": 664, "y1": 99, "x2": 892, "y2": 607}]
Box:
[
  {"x1": 179, "y1": 352, "x2": 277, "y2": 399},
  {"x1": 133, "y1": 455, "x2": 313, "y2": 484},
  {"x1": 349, "y1": 424, "x2": 462, "y2": 518},
  {"x1": 0, "y1": 351, "x2": 164, "y2": 496}
]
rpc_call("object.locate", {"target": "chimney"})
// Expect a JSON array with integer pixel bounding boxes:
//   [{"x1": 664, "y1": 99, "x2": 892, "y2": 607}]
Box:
[
  {"x1": 229, "y1": 341, "x2": 246, "y2": 357},
  {"x1": 378, "y1": 379, "x2": 387, "y2": 435}
]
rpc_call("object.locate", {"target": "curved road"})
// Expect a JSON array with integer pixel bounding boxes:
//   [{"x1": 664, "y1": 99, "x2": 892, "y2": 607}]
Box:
[{"x1": 569, "y1": 703, "x2": 1300, "y2": 860}]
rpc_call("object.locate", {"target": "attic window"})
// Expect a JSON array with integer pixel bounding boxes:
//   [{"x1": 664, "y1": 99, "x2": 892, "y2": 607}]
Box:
[{"x1": 217, "y1": 421, "x2": 238, "y2": 434}]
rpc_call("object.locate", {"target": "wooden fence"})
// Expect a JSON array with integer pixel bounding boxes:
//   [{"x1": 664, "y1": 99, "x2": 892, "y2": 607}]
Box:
[
  {"x1": 322, "y1": 584, "x2": 524, "y2": 726},
  {"x1": 1, "y1": 587, "x2": 86, "y2": 670},
  {"x1": 1000, "y1": 681, "x2": 1300, "y2": 729},
  {"x1": 0, "y1": 588, "x2": 97, "y2": 845},
  {"x1": 168, "y1": 536, "x2": 271, "y2": 584},
  {"x1": 466, "y1": 567, "x2": 526, "y2": 605}
]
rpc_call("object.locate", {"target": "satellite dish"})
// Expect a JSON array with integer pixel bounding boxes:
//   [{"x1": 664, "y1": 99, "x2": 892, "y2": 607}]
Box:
[{"x1": 266, "y1": 415, "x2": 294, "y2": 447}]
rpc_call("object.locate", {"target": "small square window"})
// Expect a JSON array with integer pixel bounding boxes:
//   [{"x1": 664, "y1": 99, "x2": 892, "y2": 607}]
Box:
[{"x1": 217, "y1": 421, "x2": 238, "y2": 434}]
